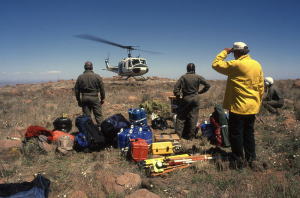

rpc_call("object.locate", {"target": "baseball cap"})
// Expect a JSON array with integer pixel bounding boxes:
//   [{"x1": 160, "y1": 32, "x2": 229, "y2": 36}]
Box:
[{"x1": 232, "y1": 42, "x2": 248, "y2": 51}]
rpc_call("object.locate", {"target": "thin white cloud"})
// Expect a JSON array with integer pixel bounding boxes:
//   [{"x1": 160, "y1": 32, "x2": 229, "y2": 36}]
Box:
[{"x1": 42, "y1": 70, "x2": 62, "y2": 75}]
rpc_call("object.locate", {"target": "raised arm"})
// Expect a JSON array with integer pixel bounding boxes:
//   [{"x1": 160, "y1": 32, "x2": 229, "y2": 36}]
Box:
[{"x1": 212, "y1": 49, "x2": 237, "y2": 75}]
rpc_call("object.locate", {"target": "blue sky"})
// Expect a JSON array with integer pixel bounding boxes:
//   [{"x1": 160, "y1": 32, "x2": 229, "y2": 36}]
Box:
[{"x1": 0, "y1": 0, "x2": 299, "y2": 82}]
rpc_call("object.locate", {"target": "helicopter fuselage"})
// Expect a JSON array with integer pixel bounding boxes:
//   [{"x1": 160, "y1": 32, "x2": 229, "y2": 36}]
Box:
[{"x1": 105, "y1": 57, "x2": 149, "y2": 77}]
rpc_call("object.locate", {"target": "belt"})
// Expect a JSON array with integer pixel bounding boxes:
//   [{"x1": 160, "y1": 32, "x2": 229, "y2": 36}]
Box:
[{"x1": 82, "y1": 93, "x2": 98, "y2": 96}]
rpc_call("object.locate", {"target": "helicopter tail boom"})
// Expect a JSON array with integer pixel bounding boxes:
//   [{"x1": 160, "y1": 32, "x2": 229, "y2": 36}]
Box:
[{"x1": 104, "y1": 58, "x2": 119, "y2": 73}]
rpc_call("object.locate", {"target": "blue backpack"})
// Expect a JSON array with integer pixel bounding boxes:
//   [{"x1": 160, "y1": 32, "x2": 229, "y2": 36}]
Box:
[
  {"x1": 75, "y1": 132, "x2": 89, "y2": 148},
  {"x1": 75, "y1": 115, "x2": 106, "y2": 150}
]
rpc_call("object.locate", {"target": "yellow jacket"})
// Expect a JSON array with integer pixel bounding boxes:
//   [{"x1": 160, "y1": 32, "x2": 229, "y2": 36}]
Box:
[{"x1": 212, "y1": 50, "x2": 264, "y2": 115}]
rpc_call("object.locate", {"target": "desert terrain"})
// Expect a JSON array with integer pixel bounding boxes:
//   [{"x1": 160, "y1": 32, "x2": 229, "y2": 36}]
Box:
[{"x1": 0, "y1": 77, "x2": 299, "y2": 198}]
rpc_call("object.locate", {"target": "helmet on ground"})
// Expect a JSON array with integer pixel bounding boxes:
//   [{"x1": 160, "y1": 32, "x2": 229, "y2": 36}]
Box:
[
  {"x1": 84, "y1": 61, "x2": 93, "y2": 70},
  {"x1": 265, "y1": 77, "x2": 274, "y2": 86},
  {"x1": 232, "y1": 42, "x2": 249, "y2": 54}
]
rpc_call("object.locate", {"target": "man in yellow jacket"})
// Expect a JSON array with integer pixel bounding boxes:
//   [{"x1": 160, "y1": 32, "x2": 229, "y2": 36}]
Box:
[{"x1": 212, "y1": 42, "x2": 264, "y2": 169}]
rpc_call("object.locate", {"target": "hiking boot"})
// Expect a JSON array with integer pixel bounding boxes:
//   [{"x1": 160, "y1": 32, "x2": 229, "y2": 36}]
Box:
[
  {"x1": 249, "y1": 161, "x2": 263, "y2": 172},
  {"x1": 229, "y1": 158, "x2": 247, "y2": 170}
]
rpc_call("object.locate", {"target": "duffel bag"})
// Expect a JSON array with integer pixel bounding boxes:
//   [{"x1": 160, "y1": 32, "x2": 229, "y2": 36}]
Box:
[
  {"x1": 75, "y1": 115, "x2": 106, "y2": 150},
  {"x1": 100, "y1": 114, "x2": 130, "y2": 145}
]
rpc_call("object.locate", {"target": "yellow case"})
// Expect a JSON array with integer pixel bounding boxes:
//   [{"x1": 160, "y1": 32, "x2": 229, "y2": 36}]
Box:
[{"x1": 151, "y1": 142, "x2": 174, "y2": 155}]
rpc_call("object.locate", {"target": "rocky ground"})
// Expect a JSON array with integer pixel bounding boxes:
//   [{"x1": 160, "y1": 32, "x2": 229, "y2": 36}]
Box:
[{"x1": 0, "y1": 78, "x2": 299, "y2": 198}]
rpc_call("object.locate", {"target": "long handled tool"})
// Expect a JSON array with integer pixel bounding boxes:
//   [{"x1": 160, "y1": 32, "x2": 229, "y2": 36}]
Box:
[{"x1": 144, "y1": 154, "x2": 213, "y2": 176}]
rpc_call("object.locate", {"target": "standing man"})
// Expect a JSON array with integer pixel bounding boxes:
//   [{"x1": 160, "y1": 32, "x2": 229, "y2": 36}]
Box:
[
  {"x1": 75, "y1": 61, "x2": 105, "y2": 125},
  {"x1": 174, "y1": 63, "x2": 210, "y2": 139},
  {"x1": 263, "y1": 77, "x2": 284, "y2": 115},
  {"x1": 212, "y1": 42, "x2": 264, "y2": 169}
]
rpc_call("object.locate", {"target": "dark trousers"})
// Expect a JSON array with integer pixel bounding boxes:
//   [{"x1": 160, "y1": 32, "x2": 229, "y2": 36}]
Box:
[
  {"x1": 229, "y1": 112, "x2": 256, "y2": 162},
  {"x1": 81, "y1": 95, "x2": 102, "y2": 125},
  {"x1": 175, "y1": 95, "x2": 200, "y2": 139}
]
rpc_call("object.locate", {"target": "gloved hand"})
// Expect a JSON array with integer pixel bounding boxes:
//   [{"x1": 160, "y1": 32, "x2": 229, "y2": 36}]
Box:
[
  {"x1": 77, "y1": 101, "x2": 82, "y2": 107},
  {"x1": 224, "y1": 48, "x2": 233, "y2": 54},
  {"x1": 101, "y1": 100, "x2": 105, "y2": 105}
]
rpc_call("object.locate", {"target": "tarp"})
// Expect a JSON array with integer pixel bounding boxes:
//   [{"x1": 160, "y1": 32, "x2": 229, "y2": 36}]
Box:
[{"x1": 0, "y1": 174, "x2": 50, "y2": 198}]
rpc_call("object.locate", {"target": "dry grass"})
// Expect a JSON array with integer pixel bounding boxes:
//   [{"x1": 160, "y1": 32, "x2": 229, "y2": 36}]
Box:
[{"x1": 0, "y1": 78, "x2": 299, "y2": 198}]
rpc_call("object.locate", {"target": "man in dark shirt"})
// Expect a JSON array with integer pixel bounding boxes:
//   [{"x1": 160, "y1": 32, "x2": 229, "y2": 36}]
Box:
[
  {"x1": 263, "y1": 77, "x2": 284, "y2": 115},
  {"x1": 173, "y1": 63, "x2": 210, "y2": 139},
  {"x1": 75, "y1": 61, "x2": 105, "y2": 125}
]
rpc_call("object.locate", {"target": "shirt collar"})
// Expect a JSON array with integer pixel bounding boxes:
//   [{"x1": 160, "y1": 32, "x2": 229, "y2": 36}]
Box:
[
  {"x1": 84, "y1": 70, "x2": 94, "y2": 73},
  {"x1": 238, "y1": 54, "x2": 251, "y2": 60},
  {"x1": 186, "y1": 71, "x2": 195, "y2": 74}
]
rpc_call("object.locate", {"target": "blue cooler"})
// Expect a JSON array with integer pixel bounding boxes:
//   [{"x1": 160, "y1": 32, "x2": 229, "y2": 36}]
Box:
[
  {"x1": 128, "y1": 108, "x2": 147, "y2": 126},
  {"x1": 117, "y1": 125, "x2": 152, "y2": 149}
]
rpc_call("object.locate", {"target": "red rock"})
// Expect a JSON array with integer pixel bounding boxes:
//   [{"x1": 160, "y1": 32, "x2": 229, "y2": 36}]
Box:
[
  {"x1": 116, "y1": 172, "x2": 141, "y2": 189},
  {"x1": 22, "y1": 99, "x2": 33, "y2": 104},
  {"x1": 160, "y1": 91, "x2": 174, "y2": 99},
  {"x1": 0, "y1": 140, "x2": 22, "y2": 150},
  {"x1": 97, "y1": 171, "x2": 124, "y2": 194},
  {"x1": 128, "y1": 96, "x2": 139, "y2": 103},
  {"x1": 292, "y1": 79, "x2": 300, "y2": 88},
  {"x1": 125, "y1": 189, "x2": 161, "y2": 198},
  {"x1": 0, "y1": 178, "x2": 6, "y2": 184},
  {"x1": 96, "y1": 171, "x2": 141, "y2": 195},
  {"x1": 283, "y1": 118, "x2": 297, "y2": 129},
  {"x1": 9, "y1": 131, "x2": 23, "y2": 139},
  {"x1": 44, "y1": 103, "x2": 58, "y2": 109},
  {"x1": 69, "y1": 190, "x2": 88, "y2": 198}
]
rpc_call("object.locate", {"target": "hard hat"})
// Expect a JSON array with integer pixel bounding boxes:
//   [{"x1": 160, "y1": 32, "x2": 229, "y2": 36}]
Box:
[
  {"x1": 265, "y1": 77, "x2": 274, "y2": 86},
  {"x1": 232, "y1": 42, "x2": 248, "y2": 51},
  {"x1": 84, "y1": 61, "x2": 93, "y2": 70}
]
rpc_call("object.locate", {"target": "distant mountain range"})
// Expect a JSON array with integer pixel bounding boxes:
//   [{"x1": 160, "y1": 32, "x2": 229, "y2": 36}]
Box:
[{"x1": 0, "y1": 80, "x2": 60, "y2": 87}]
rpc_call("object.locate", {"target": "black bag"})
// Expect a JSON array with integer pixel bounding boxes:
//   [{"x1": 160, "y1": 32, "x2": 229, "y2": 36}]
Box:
[
  {"x1": 151, "y1": 117, "x2": 168, "y2": 130},
  {"x1": 100, "y1": 114, "x2": 131, "y2": 146},
  {"x1": 53, "y1": 117, "x2": 72, "y2": 132},
  {"x1": 75, "y1": 115, "x2": 106, "y2": 150}
]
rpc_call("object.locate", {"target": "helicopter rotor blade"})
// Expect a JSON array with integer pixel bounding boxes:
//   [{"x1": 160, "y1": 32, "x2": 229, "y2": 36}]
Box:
[
  {"x1": 75, "y1": 34, "x2": 162, "y2": 54},
  {"x1": 136, "y1": 49, "x2": 163, "y2": 55},
  {"x1": 75, "y1": 34, "x2": 135, "y2": 50}
]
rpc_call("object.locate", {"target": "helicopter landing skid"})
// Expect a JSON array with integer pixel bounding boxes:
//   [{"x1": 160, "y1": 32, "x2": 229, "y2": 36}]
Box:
[
  {"x1": 112, "y1": 76, "x2": 133, "y2": 80},
  {"x1": 133, "y1": 76, "x2": 148, "y2": 81},
  {"x1": 112, "y1": 75, "x2": 148, "y2": 81}
]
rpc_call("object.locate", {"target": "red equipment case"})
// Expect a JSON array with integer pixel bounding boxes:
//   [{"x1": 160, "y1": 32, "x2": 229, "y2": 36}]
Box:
[{"x1": 130, "y1": 138, "x2": 149, "y2": 162}]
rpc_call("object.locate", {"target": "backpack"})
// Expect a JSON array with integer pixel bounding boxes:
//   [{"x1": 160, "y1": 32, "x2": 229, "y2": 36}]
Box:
[
  {"x1": 75, "y1": 115, "x2": 106, "y2": 150},
  {"x1": 209, "y1": 104, "x2": 230, "y2": 147},
  {"x1": 100, "y1": 114, "x2": 131, "y2": 146},
  {"x1": 151, "y1": 117, "x2": 168, "y2": 130}
]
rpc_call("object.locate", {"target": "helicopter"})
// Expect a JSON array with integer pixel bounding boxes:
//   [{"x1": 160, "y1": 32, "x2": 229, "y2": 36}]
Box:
[{"x1": 76, "y1": 34, "x2": 160, "y2": 80}]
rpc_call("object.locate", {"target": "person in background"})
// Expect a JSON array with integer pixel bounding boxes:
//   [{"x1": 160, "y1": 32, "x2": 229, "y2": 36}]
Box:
[
  {"x1": 212, "y1": 42, "x2": 264, "y2": 170},
  {"x1": 263, "y1": 77, "x2": 284, "y2": 115},
  {"x1": 75, "y1": 61, "x2": 105, "y2": 126},
  {"x1": 173, "y1": 63, "x2": 210, "y2": 139}
]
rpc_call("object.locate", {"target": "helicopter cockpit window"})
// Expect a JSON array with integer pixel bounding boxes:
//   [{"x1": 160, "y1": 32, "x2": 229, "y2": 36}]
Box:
[
  {"x1": 140, "y1": 60, "x2": 146, "y2": 64},
  {"x1": 132, "y1": 59, "x2": 140, "y2": 66},
  {"x1": 128, "y1": 60, "x2": 132, "y2": 67}
]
